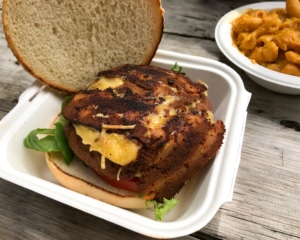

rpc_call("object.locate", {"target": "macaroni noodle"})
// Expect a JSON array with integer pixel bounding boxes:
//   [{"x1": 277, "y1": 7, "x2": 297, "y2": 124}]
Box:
[{"x1": 231, "y1": 7, "x2": 300, "y2": 76}]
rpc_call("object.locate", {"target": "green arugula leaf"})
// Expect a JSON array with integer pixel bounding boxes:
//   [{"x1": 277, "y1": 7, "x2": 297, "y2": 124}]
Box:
[
  {"x1": 23, "y1": 96, "x2": 74, "y2": 165},
  {"x1": 23, "y1": 128, "x2": 59, "y2": 152},
  {"x1": 54, "y1": 121, "x2": 74, "y2": 165},
  {"x1": 61, "y1": 95, "x2": 73, "y2": 110},
  {"x1": 148, "y1": 198, "x2": 179, "y2": 221},
  {"x1": 171, "y1": 62, "x2": 183, "y2": 72}
]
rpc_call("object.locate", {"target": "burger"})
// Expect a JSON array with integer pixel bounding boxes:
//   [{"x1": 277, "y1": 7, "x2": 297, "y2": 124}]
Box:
[
  {"x1": 24, "y1": 63, "x2": 225, "y2": 220},
  {"x1": 3, "y1": 0, "x2": 225, "y2": 220}
]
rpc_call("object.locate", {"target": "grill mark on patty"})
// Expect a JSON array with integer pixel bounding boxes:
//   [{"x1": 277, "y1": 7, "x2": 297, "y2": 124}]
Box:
[{"x1": 62, "y1": 64, "x2": 225, "y2": 202}]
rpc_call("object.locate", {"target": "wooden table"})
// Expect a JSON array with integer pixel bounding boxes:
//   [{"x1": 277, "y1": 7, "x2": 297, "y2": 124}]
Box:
[{"x1": 1, "y1": 0, "x2": 299, "y2": 239}]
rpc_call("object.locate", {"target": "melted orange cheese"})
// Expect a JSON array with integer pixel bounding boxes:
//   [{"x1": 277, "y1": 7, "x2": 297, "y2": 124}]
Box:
[
  {"x1": 88, "y1": 76, "x2": 124, "y2": 90},
  {"x1": 74, "y1": 125, "x2": 140, "y2": 168}
]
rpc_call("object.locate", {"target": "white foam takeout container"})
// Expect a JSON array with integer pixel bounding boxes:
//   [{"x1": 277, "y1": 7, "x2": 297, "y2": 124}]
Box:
[{"x1": 0, "y1": 50, "x2": 251, "y2": 238}]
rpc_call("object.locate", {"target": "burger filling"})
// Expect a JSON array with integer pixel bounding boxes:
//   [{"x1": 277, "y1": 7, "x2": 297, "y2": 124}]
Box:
[
  {"x1": 61, "y1": 64, "x2": 225, "y2": 203},
  {"x1": 74, "y1": 124, "x2": 140, "y2": 168},
  {"x1": 23, "y1": 64, "x2": 225, "y2": 220}
]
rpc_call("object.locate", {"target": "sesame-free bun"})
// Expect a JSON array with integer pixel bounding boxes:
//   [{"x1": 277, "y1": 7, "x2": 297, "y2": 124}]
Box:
[
  {"x1": 46, "y1": 152, "x2": 148, "y2": 209},
  {"x1": 2, "y1": 0, "x2": 164, "y2": 93}
]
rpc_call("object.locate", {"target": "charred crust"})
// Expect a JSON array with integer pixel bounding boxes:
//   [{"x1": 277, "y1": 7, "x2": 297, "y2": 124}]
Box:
[{"x1": 63, "y1": 64, "x2": 225, "y2": 202}]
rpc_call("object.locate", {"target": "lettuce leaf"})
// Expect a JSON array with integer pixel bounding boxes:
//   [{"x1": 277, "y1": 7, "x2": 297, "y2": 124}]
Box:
[
  {"x1": 171, "y1": 62, "x2": 182, "y2": 72},
  {"x1": 148, "y1": 198, "x2": 179, "y2": 221}
]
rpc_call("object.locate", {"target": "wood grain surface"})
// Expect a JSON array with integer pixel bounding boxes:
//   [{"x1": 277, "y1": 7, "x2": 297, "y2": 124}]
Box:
[{"x1": 1, "y1": 0, "x2": 300, "y2": 239}]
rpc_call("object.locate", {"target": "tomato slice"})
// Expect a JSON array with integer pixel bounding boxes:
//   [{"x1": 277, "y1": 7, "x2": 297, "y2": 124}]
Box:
[{"x1": 100, "y1": 175, "x2": 140, "y2": 193}]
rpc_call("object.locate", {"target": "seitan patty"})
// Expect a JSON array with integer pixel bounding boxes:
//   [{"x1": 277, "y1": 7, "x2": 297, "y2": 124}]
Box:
[{"x1": 62, "y1": 64, "x2": 225, "y2": 202}]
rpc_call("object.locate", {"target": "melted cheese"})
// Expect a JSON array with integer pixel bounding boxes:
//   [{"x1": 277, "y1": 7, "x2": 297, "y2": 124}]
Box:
[
  {"x1": 74, "y1": 125, "x2": 140, "y2": 167},
  {"x1": 143, "y1": 95, "x2": 178, "y2": 129},
  {"x1": 88, "y1": 76, "x2": 124, "y2": 90},
  {"x1": 206, "y1": 110, "x2": 215, "y2": 123}
]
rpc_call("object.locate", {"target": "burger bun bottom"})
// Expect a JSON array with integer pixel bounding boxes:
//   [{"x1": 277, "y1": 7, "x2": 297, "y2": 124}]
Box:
[{"x1": 46, "y1": 152, "x2": 149, "y2": 209}]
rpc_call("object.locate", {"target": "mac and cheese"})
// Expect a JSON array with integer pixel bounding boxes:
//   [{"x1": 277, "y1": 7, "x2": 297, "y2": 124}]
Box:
[{"x1": 232, "y1": 8, "x2": 300, "y2": 76}]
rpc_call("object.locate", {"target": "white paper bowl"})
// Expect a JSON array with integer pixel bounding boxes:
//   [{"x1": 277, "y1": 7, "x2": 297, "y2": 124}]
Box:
[
  {"x1": 0, "y1": 50, "x2": 250, "y2": 238},
  {"x1": 215, "y1": 1, "x2": 300, "y2": 95}
]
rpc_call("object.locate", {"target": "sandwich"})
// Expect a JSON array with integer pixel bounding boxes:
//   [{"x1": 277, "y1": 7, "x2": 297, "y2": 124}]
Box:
[
  {"x1": 24, "y1": 63, "x2": 225, "y2": 220},
  {"x1": 3, "y1": 0, "x2": 225, "y2": 220}
]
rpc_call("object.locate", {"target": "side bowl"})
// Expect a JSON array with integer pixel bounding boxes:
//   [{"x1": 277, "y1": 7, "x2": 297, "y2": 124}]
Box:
[{"x1": 215, "y1": 1, "x2": 300, "y2": 95}]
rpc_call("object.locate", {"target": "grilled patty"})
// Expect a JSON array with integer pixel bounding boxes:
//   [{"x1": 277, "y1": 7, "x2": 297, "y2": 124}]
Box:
[{"x1": 62, "y1": 64, "x2": 225, "y2": 202}]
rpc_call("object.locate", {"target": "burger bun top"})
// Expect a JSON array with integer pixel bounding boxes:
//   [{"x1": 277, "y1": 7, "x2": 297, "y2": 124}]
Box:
[{"x1": 2, "y1": 0, "x2": 164, "y2": 93}]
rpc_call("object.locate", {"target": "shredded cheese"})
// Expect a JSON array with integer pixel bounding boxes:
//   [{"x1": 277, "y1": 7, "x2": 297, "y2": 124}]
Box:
[
  {"x1": 117, "y1": 168, "x2": 122, "y2": 181},
  {"x1": 102, "y1": 124, "x2": 136, "y2": 129}
]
